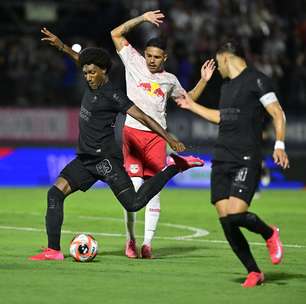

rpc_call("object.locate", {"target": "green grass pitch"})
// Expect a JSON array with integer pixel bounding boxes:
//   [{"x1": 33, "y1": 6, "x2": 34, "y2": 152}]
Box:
[{"x1": 0, "y1": 188, "x2": 305, "y2": 304}]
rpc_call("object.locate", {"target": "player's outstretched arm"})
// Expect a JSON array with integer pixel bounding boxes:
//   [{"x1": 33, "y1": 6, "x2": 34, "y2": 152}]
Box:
[
  {"x1": 175, "y1": 91, "x2": 220, "y2": 124},
  {"x1": 188, "y1": 59, "x2": 216, "y2": 101},
  {"x1": 265, "y1": 102, "x2": 290, "y2": 169},
  {"x1": 111, "y1": 10, "x2": 164, "y2": 51},
  {"x1": 41, "y1": 27, "x2": 79, "y2": 63},
  {"x1": 127, "y1": 105, "x2": 185, "y2": 152}
]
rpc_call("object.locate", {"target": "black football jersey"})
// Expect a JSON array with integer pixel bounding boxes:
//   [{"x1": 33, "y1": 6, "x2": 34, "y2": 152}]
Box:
[
  {"x1": 214, "y1": 67, "x2": 276, "y2": 164},
  {"x1": 77, "y1": 81, "x2": 134, "y2": 155}
]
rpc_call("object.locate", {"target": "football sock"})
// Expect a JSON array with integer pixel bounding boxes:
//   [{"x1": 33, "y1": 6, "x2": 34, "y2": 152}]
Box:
[
  {"x1": 124, "y1": 177, "x2": 143, "y2": 240},
  {"x1": 220, "y1": 217, "x2": 261, "y2": 273},
  {"x1": 46, "y1": 186, "x2": 65, "y2": 250},
  {"x1": 143, "y1": 192, "x2": 161, "y2": 245},
  {"x1": 227, "y1": 212, "x2": 273, "y2": 240},
  {"x1": 116, "y1": 166, "x2": 178, "y2": 212},
  {"x1": 124, "y1": 211, "x2": 137, "y2": 240}
]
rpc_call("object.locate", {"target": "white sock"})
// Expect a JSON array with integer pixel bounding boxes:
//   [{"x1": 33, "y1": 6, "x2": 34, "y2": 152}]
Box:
[
  {"x1": 143, "y1": 192, "x2": 161, "y2": 246},
  {"x1": 124, "y1": 177, "x2": 143, "y2": 241}
]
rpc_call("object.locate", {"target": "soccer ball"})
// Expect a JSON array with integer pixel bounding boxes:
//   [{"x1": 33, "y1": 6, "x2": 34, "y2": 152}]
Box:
[{"x1": 70, "y1": 233, "x2": 98, "y2": 262}]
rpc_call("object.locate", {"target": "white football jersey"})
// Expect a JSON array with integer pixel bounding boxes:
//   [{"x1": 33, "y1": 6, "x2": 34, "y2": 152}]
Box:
[{"x1": 118, "y1": 43, "x2": 184, "y2": 131}]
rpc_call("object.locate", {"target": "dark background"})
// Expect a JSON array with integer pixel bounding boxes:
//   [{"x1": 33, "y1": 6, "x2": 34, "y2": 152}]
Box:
[{"x1": 0, "y1": 0, "x2": 305, "y2": 111}]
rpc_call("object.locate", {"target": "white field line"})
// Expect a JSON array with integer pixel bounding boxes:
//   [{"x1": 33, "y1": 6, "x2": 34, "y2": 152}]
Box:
[{"x1": 0, "y1": 224, "x2": 305, "y2": 249}]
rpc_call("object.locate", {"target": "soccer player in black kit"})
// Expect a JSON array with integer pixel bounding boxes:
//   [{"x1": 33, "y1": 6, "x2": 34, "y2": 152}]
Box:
[
  {"x1": 29, "y1": 45, "x2": 204, "y2": 261},
  {"x1": 176, "y1": 41, "x2": 289, "y2": 288}
]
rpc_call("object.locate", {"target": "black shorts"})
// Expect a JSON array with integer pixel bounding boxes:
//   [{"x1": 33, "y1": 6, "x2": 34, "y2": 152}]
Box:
[
  {"x1": 211, "y1": 160, "x2": 261, "y2": 205},
  {"x1": 59, "y1": 154, "x2": 133, "y2": 195}
]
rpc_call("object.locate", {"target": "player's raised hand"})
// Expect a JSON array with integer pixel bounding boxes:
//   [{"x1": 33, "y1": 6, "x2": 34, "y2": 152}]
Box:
[
  {"x1": 201, "y1": 59, "x2": 216, "y2": 82},
  {"x1": 273, "y1": 149, "x2": 290, "y2": 169},
  {"x1": 41, "y1": 27, "x2": 64, "y2": 50},
  {"x1": 168, "y1": 138, "x2": 186, "y2": 152},
  {"x1": 174, "y1": 91, "x2": 195, "y2": 111},
  {"x1": 143, "y1": 10, "x2": 165, "y2": 27}
]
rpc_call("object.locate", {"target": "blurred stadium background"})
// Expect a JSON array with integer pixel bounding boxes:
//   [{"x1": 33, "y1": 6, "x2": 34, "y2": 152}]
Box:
[{"x1": 0, "y1": 0, "x2": 305, "y2": 188}]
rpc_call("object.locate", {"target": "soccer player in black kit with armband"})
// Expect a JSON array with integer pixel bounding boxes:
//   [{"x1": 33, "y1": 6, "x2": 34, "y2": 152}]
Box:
[
  {"x1": 29, "y1": 45, "x2": 204, "y2": 261},
  {"x1": 176, "y1": 41, "x2": 289, "y2": 288}
]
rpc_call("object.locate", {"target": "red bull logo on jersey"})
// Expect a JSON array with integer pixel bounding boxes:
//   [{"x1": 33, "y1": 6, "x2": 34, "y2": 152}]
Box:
[{"x1": 137, "y1": 82, "x2": 165, "y2": 97}]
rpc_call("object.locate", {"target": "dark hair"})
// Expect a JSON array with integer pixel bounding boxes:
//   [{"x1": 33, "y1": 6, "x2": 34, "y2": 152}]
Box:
[
  {"x1": 79, "y1": 47, "x2": 112, "y2": 72},
  {"x1": 145, "y1": 37, "x2": 167, "y2": 51},
  {"x1": 216, "y1": 40, "x2": 245, "y2": 58}
]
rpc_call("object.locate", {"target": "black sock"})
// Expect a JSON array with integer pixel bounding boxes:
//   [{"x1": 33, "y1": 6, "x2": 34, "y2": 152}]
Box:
[
  {"x1": 46, "y1": 186, "x2": 65, "y2": 250},
  {"x1": 227, "y1": 212, "x2": 273, "y2": 240},
  {"x1": 220, "y1": 217, "x2": 261, "y2": 273},
  {"x1": 116, "y1": 166, "x2": 179, "y2": 212}
]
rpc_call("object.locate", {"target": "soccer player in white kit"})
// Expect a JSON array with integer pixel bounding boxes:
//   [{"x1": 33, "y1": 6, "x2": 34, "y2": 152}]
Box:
[{"x1": 111, "y1": 10, "x2": 215, "y2": 258}]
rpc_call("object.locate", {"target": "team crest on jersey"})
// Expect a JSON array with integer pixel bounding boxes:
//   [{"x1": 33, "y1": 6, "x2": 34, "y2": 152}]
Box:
[
  {"x1": 137, "y1": 81, "x2": 165, "y2": 97},
  {"x1": 96, "y1": 159, "x2": 112, "y2": 176},
  {"x1": 130, "y1": 164, "x2": 139, "y2": 174}
]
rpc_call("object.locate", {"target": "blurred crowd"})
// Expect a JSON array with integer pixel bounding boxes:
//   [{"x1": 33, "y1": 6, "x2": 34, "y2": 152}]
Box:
[{"x1": 0, "y1": 0, "x2": 305, "y2": 114}]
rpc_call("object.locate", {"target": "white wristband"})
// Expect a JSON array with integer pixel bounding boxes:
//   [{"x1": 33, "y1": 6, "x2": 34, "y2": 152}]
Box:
[{"x1": 274, "y1": 140, "x2": 285, "y2": 150}]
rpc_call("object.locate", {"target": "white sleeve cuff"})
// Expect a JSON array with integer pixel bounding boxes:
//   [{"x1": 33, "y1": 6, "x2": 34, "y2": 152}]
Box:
[{"x1": 259, "y1": 92, "x2": 278, "y2": 107}]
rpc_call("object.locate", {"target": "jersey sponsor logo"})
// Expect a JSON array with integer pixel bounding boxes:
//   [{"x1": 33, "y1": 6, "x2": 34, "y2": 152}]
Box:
[
  {"x1": 96, "y1": 159, "x2": 112, "y2": 176},
  {"x1": 220, "y1": 108, "x2": 240, "y2": 121},
  {"x1": 129, "y1": 164, "x2": 139, "y2": 174},
  {"x1": 137, "y1": 81, "x2": 165, "y2": 97}
]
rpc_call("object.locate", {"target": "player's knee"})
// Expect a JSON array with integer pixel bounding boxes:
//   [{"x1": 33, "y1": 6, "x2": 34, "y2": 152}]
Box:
[
  {"x1": 125, "y1": 206, "x2": 136, "y2": 212},
  {"x1": 47, "y1": 186, "x2": 65, "y2": 210},
  {"x1": 227, "y1": 213, "x2": 246, "y2": 226},
  {"x1": 54, "y1": 176, "x2": 72, "y2": 195},
  {"x1": 124, "y1": 199, "x2": 142, "y2": 212},
  {"x1": 116, "y1": 187, "x2": 143, "y2": 212},
  {"x1": 245, "y1": 212, "x2": 257, "y2": 225},
  {"x1": 146, "y1": 193, "x2": 160, "y2": 211}
]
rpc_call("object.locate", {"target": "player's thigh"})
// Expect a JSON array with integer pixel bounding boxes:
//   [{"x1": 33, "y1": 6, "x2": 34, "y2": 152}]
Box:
[
  {"x1": 210, "y1": 161, "x2": 232, "y2": 205},
  {"x1": 59, "y1": 157, "x2": 96, "y2": 192},
  {"x1": 143, "y1": 135, "x2": 167, "y2": 177},
  {"x1": 227, "y1": 196, "x2": 249, "y2": 214},
  {"x1": 215, "y1": 199, "x2": 230, "y2": 217},
  {"x1": 122, "y1": 127, "x2": 144, "y2": 177},
  {"x1": 230, "y1": 164, "x2": 261, "y2": 205},
  {"x1": 95, "y1": 155, "x2": 134, "y2": 196}
]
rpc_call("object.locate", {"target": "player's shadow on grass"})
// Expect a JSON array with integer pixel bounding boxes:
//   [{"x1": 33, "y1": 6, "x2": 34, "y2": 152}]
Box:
[
  {"x1": 232, "y1": 272, "x2": 306, "y2": 285},
  {"x1": 104, "y1": 245, "x2": 213, "y2": 259},
  {"x1": 154, "y1": 246, "x2": 215, "y2": 259}
]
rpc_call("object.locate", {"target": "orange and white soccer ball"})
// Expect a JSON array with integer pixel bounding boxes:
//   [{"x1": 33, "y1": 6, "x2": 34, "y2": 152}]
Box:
[{"x1": 70, "y1": 234, "x2": 98, "y2": 262}]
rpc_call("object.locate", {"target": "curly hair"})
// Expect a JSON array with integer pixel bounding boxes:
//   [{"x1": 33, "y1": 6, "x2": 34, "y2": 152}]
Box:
[{"x1": 79, "y1": 47, "x2": 112, "y2": 72}]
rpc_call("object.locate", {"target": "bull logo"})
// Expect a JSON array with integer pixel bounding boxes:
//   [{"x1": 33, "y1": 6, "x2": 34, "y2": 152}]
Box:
[
  {"x1": 130, "y1": 164, "x2": 139, "y2": 174},
  {"x1": 137, "y1": 82, "x2": 165, "y2": 97}
]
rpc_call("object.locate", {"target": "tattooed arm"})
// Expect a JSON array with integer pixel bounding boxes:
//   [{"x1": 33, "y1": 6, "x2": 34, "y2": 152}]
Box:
[
  {"x1": 41, "y1": 27, "x2": 79, "y2": 63},
  {"x1": 110, "y1": 10, "x2": 164, "y2": 51}
]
